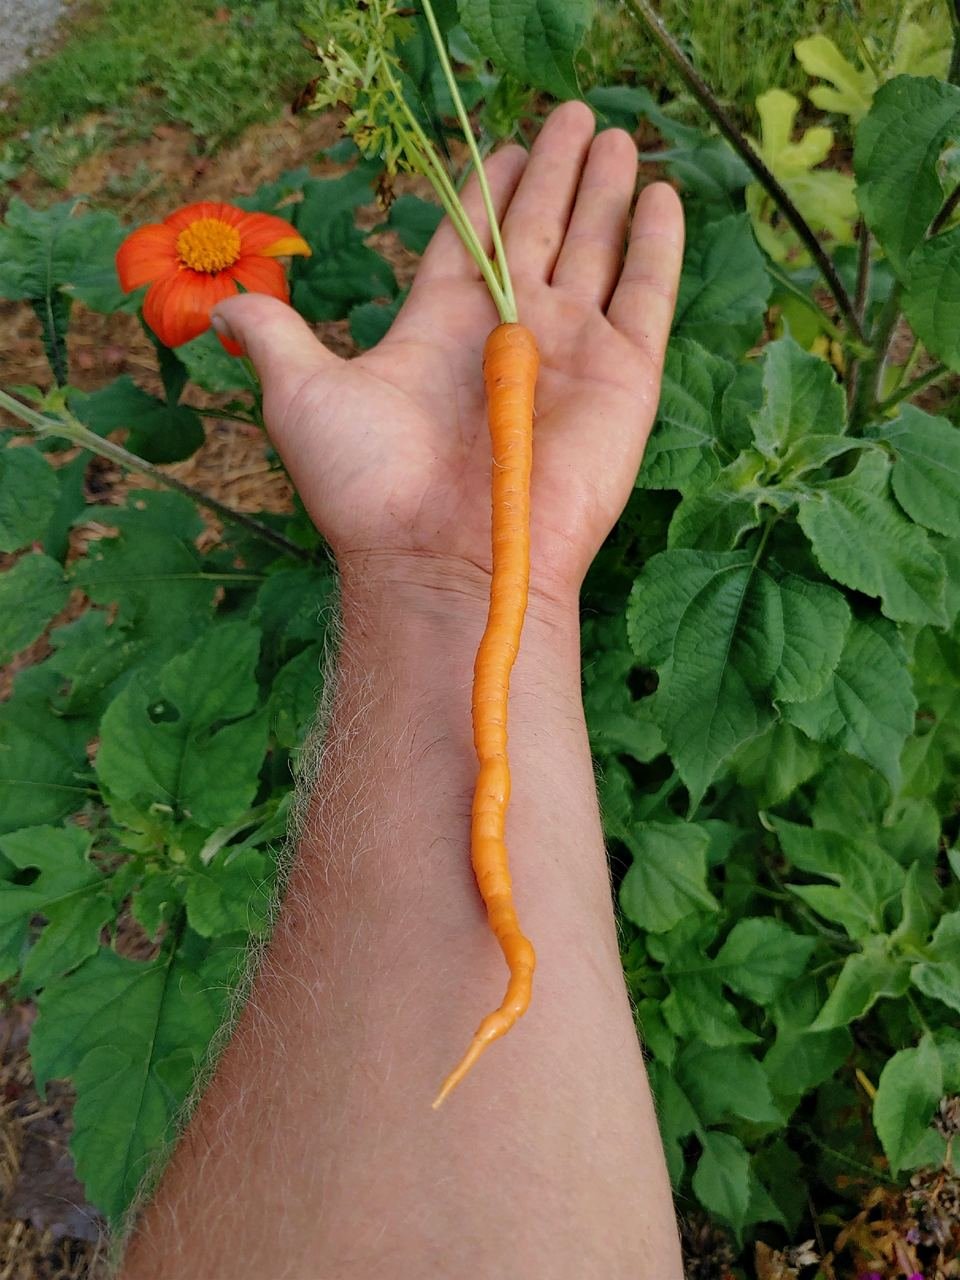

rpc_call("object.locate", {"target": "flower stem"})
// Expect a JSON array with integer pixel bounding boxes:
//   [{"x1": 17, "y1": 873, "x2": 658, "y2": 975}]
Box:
[
  {"x1": 623, "y1": 0, "x2": 864, "y2": 343},
  {"x1": 0, "y1": 387, "x2": 317, "y2": 565},
  {"x1": 874, "y1": 361, "x2": 950, "y2": 415}
]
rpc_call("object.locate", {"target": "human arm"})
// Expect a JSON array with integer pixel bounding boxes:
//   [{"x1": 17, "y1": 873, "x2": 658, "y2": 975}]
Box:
[{"x1": 118, "y1": 101, "x2": 685, "y2": 1279}]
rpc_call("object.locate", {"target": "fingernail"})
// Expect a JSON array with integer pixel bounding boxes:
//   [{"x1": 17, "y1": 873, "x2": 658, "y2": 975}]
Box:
[{"x1": 211, "y1": 312, "x2": 237, "y2": 344}]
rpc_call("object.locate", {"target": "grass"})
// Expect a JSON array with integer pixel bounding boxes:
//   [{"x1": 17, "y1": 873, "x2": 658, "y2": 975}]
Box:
[{"x1": 0, "y1": 0, "x2": 315, "y2": 188}]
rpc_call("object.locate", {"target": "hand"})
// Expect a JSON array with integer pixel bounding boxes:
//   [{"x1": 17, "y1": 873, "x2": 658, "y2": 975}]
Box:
[{"x1": 213, "y1": 101, "x2": 684, "y2": 605}]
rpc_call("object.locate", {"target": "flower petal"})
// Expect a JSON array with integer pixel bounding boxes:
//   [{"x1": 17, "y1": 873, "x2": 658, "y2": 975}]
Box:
[
  {"x1": 143, "y1": 269, "x2": 238, "y2": 348},
  {"x1": 162, "y1": 201, "x2": 246, "y2": 235},
  {"x1": 236, "y1": 211, "x2": 310, "y2": 258},
  {"x1": 115, "y1": 224, "x2": 179, "y2": 291},
  {"x1": 229, "y1": 254, "x2": 289, "y2": 302}
]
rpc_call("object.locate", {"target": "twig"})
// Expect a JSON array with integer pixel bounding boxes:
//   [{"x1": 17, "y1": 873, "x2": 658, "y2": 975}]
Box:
[
  {"x1": 846, "y1": 222, "x2": 873, "y2": 413},
  {"x1": 622, "y1": 0, "x2": 864, "y2": 343},
  {"x1": 930, "y1": 180, "x2": 960, "y2": 236},
  {"x1": 874, "y1": 361, "x2": 950, "y2": 415},
  {"x1": 0, "y1": 388, "x2": 317, "y2": 565}
]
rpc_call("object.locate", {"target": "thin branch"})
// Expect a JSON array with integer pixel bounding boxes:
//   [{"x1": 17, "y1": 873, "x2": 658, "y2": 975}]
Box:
[
  {"x1": 0, "y1": 388, "x2": 317, "y2": 565},
  {"x1": 875, "y1": 361, "x2": 950, "y2": 414},
  {"x1": 622, "y1": 0, "x2": 865, "y2": 343},
  {"x1": 846, "y1": 222, "x2": 873, "y2": 413}
]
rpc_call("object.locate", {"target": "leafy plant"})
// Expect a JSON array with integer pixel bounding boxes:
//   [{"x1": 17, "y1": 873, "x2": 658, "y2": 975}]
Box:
[{"x1": 1, "y1": 1, "x2": 958, "y2": 1273}]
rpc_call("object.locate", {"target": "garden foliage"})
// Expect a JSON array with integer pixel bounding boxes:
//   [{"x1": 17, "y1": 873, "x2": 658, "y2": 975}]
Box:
[{"x1": 0, "y1": 0, "x2": 958, "y2": 1255}]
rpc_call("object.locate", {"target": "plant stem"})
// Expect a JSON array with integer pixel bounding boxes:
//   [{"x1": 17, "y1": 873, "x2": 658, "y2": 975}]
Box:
[
  {"x1": 419, "y1": 0, "x2": 517, "y2": 321},
  {"x1": 931, "y1": 179, "x2": 960, "y2": 235},
  {"x1": 949, "y1": 0, "x2": 960, "y2": 85},
  {"x1": 852, "y1": 282, "x2": 902, "y2": 426},
  {"x1": 0, "y1": 388, "x2": 317, "y2": 565},
  {"x1": 846, "y1": 222, "x2": 873, "y2": 413},
  {"x1": 622, "y1": 0, "x2": 864, "y2": 343},
  {"x1": 875, "y1": 361, "x2": 950, "y2": 414}
]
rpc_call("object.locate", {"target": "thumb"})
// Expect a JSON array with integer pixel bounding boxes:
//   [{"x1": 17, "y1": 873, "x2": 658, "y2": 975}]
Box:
[{"x1": 211, "y1": 293, "x2": 338, "y2": 409}]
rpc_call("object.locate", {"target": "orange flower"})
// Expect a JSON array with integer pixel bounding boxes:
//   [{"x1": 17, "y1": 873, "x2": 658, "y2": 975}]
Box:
[{"x1": 116, "y1": 201, "x2": 310, "y2": 354}]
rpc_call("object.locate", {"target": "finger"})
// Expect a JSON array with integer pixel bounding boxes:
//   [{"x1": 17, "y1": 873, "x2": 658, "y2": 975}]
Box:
[
  {"x1": 500, "y1": 100, "x2": 596, "y2": 282},
  {"x1": 606, "y1": 183, "x2": 685, "y2": 370},
  {"x1": 415, "y1": 144, "x2": 528, "y2": 285},
  {"x1": 550, "y1": 127, "x2": 637, "y2": 309}
]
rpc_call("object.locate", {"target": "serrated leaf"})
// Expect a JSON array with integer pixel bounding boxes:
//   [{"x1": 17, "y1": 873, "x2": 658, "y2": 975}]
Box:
[
  {"x1": 855, "y1": 76, "x2": 960, "y2": 274},
  {"x1": 0, "y1": 444, "x2": 60, "y2": 552},
  {"x1": 458, "y1": 0, "x2": 589, "y2": 98},
  {"x1": 763, "y1": 1025, "x2": 852, "y2": 1102},
  {"x1": 637, "y1": 339, "x2": 735, "y2": 491},
  {"x1": 0, "y1": 198, "x2": 126, "y2": 310},
  {"x1": 870, "y1": 404, "x2": 960, "y2": 535},
  {"x1": 618, "y1": 822, "x2": 718, "y2": 933},
  {"x1": 0, "y1": 552, "x2": 70, "y2": 663},
  {"x1": 911, "y1": 912, "x2": 960, "y2": 1015},
  {"x1": 902, "y1": 234, "x2": 960, "y2": 372},
  {"x1": 713, "y1": 918, "x2": 816, "y2": 1004},
  {"x1": 628, "y1": 552, "x2": 784, "y2": 805},
  {"x1": 693, "y1": 1132, "x2": 751, "y2": 1235},
  {"x1": 731, "y1": 720, "x2": 822, "y2": 807},
  {"x1": 647, "y1": 1060, "x2": 700, "y2": 1184},
  {"x1": 773, "y1": 575, "x2": 850, "y2": 702},
  {"x1": 71, "y1": 376, "x2": 204, "y2": 465},
  {"x1": 0, "y1": 670, "x2": 90, "y2": 833},
  {"x1": 751, "y1": 334, "x2": 846, "y2": 461},
  {"x1": 184, "y1": 848, "x2": 273, "y2": 939},
  {"x1": 31, "y1": 941, "x2": 231, "y2": 1221},
  {"x1": 349, "y1": 291, "x2": 404, "y2": 350},
  {"x1": 797, "y1": 451, "x2": 946, "y2": 625},
  {"x1": 678, "y1": 1043, "x2": 782, "y2": 1126},
  {"x1": 775, "y1": 818, "x2": 904, "y2": 938},
  {"x1": 874, "y1": 1035, "x2": 944, "y2": 1176},
  {"x1": 96, "y1": 623, "x2": 269, "y2": 828},
  {"x1": 176, "y1": 330, "x2": 259, "y2": 395},
  {"x1": 582, "y1": 615, "x2": 665, "y2": 763},
  {"x1": 783, "y1": 616, "x2": 915, "y2": 790},
  {"x1": 673, "y1": 214, "x2": 771, "y2": 359},
  {"x1": 812, "y1": 937, "x2": 911, "y2": 1029}
]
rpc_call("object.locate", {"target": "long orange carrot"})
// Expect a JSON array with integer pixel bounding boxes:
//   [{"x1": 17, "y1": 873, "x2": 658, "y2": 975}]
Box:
[{"x1": 433, "y1": 322, "x2": 540, "y2": 1109}]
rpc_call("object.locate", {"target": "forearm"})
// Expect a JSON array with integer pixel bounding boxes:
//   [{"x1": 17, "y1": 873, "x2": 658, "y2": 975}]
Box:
[{"x1": 120, "y1": 555, "x2": 681, "y2": 1279}]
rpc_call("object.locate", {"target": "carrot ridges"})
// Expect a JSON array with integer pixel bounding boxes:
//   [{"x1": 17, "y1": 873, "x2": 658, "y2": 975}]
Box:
[{"x1": 433, "y1": 322, "x2": 539, "y2": 1109}]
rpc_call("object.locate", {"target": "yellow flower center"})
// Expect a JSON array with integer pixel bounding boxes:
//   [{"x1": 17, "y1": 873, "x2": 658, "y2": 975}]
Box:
[{"x1": 176, "y1": 218, "x2": 242, "y2": 273}]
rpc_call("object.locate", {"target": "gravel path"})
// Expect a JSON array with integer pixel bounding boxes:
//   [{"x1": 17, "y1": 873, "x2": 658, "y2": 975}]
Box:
[{"x1": 0, "y1": 0, "x2": 67, "y2": 86}]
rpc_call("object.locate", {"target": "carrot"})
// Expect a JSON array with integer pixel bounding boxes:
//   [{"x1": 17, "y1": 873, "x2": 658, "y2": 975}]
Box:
[{"x1": 432, "y1": 322, "x2": 540, "y2": 1109}]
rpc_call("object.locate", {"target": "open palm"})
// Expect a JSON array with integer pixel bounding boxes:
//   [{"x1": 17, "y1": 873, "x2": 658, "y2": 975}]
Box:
[{"x1": 215, "y1": 102, "x2": 684, "y2": 602}]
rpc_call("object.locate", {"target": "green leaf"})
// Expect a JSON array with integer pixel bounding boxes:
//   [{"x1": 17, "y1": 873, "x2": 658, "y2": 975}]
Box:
[
  {"x1": 385, "y1": 195, "x2": 442, "y2": 253},
  {"x1": 618, "y1": 822, "x2": 718, "y2": 933},
  {"x1": 794, "y1": 34, "x2": 875, "y2": 125},
  {"x1": 764, "y1": 1025, "x2": 852, "y2": 1102},
  {"x1": 673, "y1": 214, "x2": 771, "y2": 359},
  {"x1": 628, "y1": 551, "x2": 784, "y2": 805},
  {"x1": 713, "y1": 918, "x2": 816, "y2": 1005},
  {"x1": 812, "y1": 937, "x2": 911, "y2": 1029},
  {"x1": 666, "y1": 458, "x2": 767, "y2": 551},
  {"x1": 269, "y1": 645, "x2": 324, "y2": 750},
  {"x1": 0, "y1": 825, "x2": 112, "y2": 992},
  {"x1": 911, "y1": 912, "x2": 960, "y2": 1015},
  {"x1": 0, "y1": 445, "x2": 60, "y2": 552},
  {"x1": 582, "y1": 617, "x2": 665, "y2": 764},
  {"x1": 176, "y1": 330, "x2": 259, "y2": 395},
  {"x1": 458, "y1": 0, "x2": 590, "y2": 98},
  {"x1": 902, "y1": 227, "x2": 960, "y2": 371},
  {"x1": 678, "y1": 1043, "x2": 782, "y2": 1126},
  {"x1": 184, "y1": 848, "x2": 274, "y2": 939},
  {"x1": 48, "y1": 610, "x2": 148, "y2": 718},
  {"x1": 775, "y1": 818, "x2": 904, "y2": 938},
  {"x1": 731, "y1": 720, "x2": 822, "y2": 807},
  {"x1": 692, "y1": 1132, "x2": 751, "y2": 1235},
  {"x1": 0, "y1": 198, "x2": 126, "y2": 309},
  {"x1": 31, "y1": 940, "x2": 232, "y2": 1221},
  {"x1": 783, "y1": 616, "x2": 915, "y2": 790},
  {"x1": 751, "y1": 334, "x2": 846, "y2": 460},
  {"x1": 71, "y1": 376, "x2": 205, "y2": 465},
  {"x1": 637, "y1": 339, "x2": 735, "y2": 491},
  {"x1": 0, "y1": 669, "x2": 90, "y2": 833},
  {"x1": 773, "y1": 575, "x2": 850, "y2": 702},
  {"x1": 647, "y1": 1060, "x2": 700, "y2": 1185},
  {"x1": 291, "y1": 172, "x2": 396, "y2": 323},
  {"x1": 869, "y1": 415, "x2": 960, "y2": 558},
  {"x1": 96, "y1": 623, "x2": 269, "y2": 828},
  {"x1": 0, "y1": 552, "x2": 70, "y2": 663},
  {"x1": 873, "y1": 1035, "x2": 943, "y2": 1175},
  {"x1": 797, "y1": 451, "x2": 946, "y2": 626},
  {"x1": 349, "y1": 292, "x2": 404, "y2": 350},
  {"x1": 855, "y1": 76, "x2": 960, "y2": 275}
]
